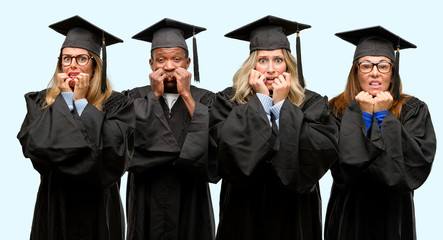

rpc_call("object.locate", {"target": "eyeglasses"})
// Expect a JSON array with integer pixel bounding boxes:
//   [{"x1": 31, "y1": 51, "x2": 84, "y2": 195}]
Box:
[
  {"x1": 357, "y1": 61, "x2": 393, "y2": 74},
  {"x1": 59, "y1": 54, "x2": 93, "y2": 66}
]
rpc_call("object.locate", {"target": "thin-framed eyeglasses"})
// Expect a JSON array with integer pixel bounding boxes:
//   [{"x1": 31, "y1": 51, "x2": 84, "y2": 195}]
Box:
[
  {"x1": 357, "y1": 61, "x2": 393, "y2": 74},
  {"x1": 59, "y1": 54, "x2": 93, "y2": 66}
]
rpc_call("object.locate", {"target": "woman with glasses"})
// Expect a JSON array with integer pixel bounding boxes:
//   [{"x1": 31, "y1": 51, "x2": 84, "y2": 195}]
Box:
[
  {"x1": 209, "y1": 16, "x2": 338, "y2": 240},
  {"x1": 17, "y1": 16, "x2": 134, "y2": 240},
  {"x1": 325, "y1": 26, "x2": 436, "y2": 240}
]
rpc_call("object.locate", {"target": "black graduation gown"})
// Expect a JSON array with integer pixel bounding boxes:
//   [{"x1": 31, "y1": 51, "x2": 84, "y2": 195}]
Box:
[
  {"x1": 124, "y1": 85, "x2": 217, "y2": 240},
  {"x1": 17, "y1": 90, "x2": 135, "y2": 240},
  {"x1": 209, "y1": 87, "x2": 339, "y2": 240},
  {"x1": 325, "y1": 97, "x2": 436, "y2": 240}
]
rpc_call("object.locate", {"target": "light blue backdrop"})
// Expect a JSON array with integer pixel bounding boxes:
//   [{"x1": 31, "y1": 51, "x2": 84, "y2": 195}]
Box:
[{"x1": 1, "y1": 0, "x2": 441, "y2": 239}]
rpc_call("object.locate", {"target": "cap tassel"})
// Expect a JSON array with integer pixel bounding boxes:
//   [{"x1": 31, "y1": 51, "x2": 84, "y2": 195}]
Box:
[
  {"x1": 192, "y1": 27, "x2": 200, "y2": 82},
  {"x1": 101, "y1": 31, "x2": 107, "y2": 93},
  {"x1": 393, "y1": 46, "x2": 401, "y2": 100},
  {"x1": 296, "y1": 30, "x2": 305, "y2": 88}
]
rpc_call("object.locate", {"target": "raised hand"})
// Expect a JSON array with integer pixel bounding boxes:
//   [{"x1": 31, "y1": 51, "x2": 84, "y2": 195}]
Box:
[
  {"x1": 272, "y1": 72, "x2": 291, "y2": 104},
  {"x1": 57, "y1": 73, "x2": 73, "y2": 93},
  {"x1": 174, "y1": 67, "x2": 192, "y2": 98},
  {"x1": 249, "y1": 69, "x2": 269, "y2": 96},
  {"x1": 72, "y1": 73, "x2": 90, "y2": 101},
  {"x1": 355, "y1": 91, "x2": 375, "y2": 114},
  {"x1": 374, "y1": 91, "x2": 393, "y2": 112},
  {"x1": 149, "y1": 68, "x2": 167, "y2": 98}
]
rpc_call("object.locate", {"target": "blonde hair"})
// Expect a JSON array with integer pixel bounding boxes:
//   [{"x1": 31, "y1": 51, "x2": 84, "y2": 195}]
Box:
[
  {"x1": 232, "y1": 49, "x2": 305, "y2": 106},
  {"x1": 44, "y1": 51, "x2": 112, "y2": 111},
  {"x1": 329, "y1": 60, "x2": 409, "y2": 119}
]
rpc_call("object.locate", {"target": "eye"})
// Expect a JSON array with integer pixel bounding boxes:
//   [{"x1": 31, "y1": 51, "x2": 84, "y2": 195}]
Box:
[
  {"x1": 174, "y1": 57, "x2": 182, "y2": 62},
  {"x1": 78, "y1": 55, "x2": 88, "y2": 63},
  {"x1": 62, "y1": 56, "x2": 71, "y2": 62},
  {"x1": 378, "y1": 63, "x2": 390, "y2": 71},
  {"x1": 258, "y1": 58, "x2": 267, "y2": 64},
  {"x1": 156, "y1": 58, "x2": 164, "y2": 63},
  {"x1": 275, "y1": 58, "x2": 283, "y2": 63},
  {"x1": 360, "y1": 63, "x2": 373, "y2": 70}
]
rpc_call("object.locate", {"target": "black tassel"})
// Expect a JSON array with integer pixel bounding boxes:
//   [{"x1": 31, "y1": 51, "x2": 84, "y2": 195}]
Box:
[
  {"x1": 193, "y1": 27, "x2": 200, "y2": 82},
  {"x1": 296, "y1": 31, "x2": 305, "y2": 88},
  {"x1": 101, "y1": 31, "x2": 107, "y2": 93},
  {"x1": 393, "y1": 46, "x2": 400, "y2": 100}
]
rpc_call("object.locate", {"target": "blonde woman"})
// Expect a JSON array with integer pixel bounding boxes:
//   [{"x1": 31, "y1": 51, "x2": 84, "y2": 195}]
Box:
[
  {"x1": 17, "y1": 16, "x2": 134, "y2": 240},
  {"x1": 209, "y1": 15, "x2": 338, "y2": 240}
]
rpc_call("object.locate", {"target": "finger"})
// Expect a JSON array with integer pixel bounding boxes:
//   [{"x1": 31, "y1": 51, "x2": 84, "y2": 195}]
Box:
[
  {"x1": 258, "y1": 74, "x2": 266, "y2": 83},
  {"x1": 282, "y1": 72, "x2": 291, "y2": 83},
  {"x1": 355, "y1": 91, "x2": 366, "y2": 100},
  {"x1": 278, "y1": 75, "x2": 287, "y2": 85},
  {"x1": 175, "y1": 68, "x2": 191, "y2": 81},
  {"x1": 249, "y1": 70, "x2": 262, "y2": 84},
  {"x1": 58, "y1": 73, "x2": 69, "y2": 82}
]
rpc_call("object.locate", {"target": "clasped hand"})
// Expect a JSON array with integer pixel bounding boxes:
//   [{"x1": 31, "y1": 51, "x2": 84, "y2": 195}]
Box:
[{"x1": 355, "y1": 91, "x2": 393, "y2": 114}]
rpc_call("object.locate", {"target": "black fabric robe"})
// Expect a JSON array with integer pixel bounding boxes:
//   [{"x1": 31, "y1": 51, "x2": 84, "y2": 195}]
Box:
[
  {"x1": 325, "y1": 97, "x2": 436, "y2": 240},
  {"x1": 209, "y1": 87, "x2": 339, "y2": 240},
  {"x1": 124, "y1": 85, "x2": 217, "y2": 240},
  {"x1": 17, "y1": 90, "x2": 135, "y2": 240}
]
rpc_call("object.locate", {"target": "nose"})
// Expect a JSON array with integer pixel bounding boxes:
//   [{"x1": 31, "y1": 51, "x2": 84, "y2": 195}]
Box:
[
  {"x1": 164, "y1": 60, "x2": 175, "y2": 71},
  {"x1": 69, "y1": 57, "x2": 79, "y2": 68},
  {"x1": 370, "y1": 65, "x2": 380, "y2": 76},
  {"x1": 266, "y1": 62, "x2": 276, "y2": 74}
]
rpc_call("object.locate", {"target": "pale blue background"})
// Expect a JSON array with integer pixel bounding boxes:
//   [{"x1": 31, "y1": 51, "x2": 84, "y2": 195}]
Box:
[{"x1": 1, "y1": 0, "x2": 441, "y2": 239}]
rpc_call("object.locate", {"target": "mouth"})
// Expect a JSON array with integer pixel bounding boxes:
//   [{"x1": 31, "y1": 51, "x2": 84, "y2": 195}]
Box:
[
  {"x1": 369, "y1": 80, "x2": 381, "y2": 87},
  {"x1": 68, "y1": 72, "x2": 80, "y2": 79},
  {"x1": 165, "y1": 75, "x2": 177, "y2": 82}
]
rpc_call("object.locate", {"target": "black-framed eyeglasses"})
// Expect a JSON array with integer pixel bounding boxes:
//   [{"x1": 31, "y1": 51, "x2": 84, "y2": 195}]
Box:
[
  {"x1": 357, "y1": 61, "x2": 393, "y2": 74},
  {"x1": 59, "y1": 54, "x2": 93, "y2": 66}
]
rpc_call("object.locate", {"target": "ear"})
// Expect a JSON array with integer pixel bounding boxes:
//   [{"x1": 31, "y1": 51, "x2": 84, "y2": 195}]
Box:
[
  {"x1": 149, "y1": 58, "x2": 155, "y2": 71},
  {"x1": 186, "y1": 57, "x2": 191, "y2": 69}
]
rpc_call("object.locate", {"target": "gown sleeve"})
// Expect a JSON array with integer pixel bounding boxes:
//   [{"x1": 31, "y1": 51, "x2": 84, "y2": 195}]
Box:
[
  {"x1": 210, "y1": 88, "x2": 339, "y2": 193},
  {"x1": 17, "y1": 91, "x2": 135, "y2": 188},
  {"x1": 175, "y1": 89, "x2": 219, "y2": 182},
  {"x1": 336, "y1": 98, "x2": 436, "y2": 192},
  {"x1": 273, "y1": 91, "x2": 339, "y2": 193}
]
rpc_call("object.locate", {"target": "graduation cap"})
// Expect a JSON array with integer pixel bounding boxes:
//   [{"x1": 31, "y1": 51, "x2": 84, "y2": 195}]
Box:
[
  {"x1": 336, "y1": 26, "x2": 417, "y2": 99},
  {"x1": 49, "y1": 15, "x2": 123, "y2": 93},
  {"x1": 132, "y1": 18, "x2": 206, "y2": 82},
  {"x1": 225, "y1": 15, "x2": 311, "y2": 88}
]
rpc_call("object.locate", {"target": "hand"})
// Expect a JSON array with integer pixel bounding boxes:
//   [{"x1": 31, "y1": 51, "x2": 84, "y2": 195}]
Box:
[
  {"x1": 73, "y1": 73, "x2": 90, "y2": 101},
  {"x1": 374, "y1": 91, "x2": 393, "y2": 112},
  {"x1": 57, "y1": 73, "x2": 73, "y2": 92},
  {"x1": 149, "y1": 68, "x2": 167, "y2": 98},
  {"x1": 174, "y1": 67, "x2": 192, "y2": 97},
  {"x1": 272, "y1": 72, "x2": 291, "y2": 104},
  {"x1": 248, "y1": 69, "x2": 269, "y2": 96},
  {"x1": 355, "y1": 91, "x2": 375, "y2": 114}
]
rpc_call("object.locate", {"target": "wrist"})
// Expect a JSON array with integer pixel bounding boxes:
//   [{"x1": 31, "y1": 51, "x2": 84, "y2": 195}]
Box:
[{"x1": 180, "y1": 91, "x2": 193, "y2": 101}]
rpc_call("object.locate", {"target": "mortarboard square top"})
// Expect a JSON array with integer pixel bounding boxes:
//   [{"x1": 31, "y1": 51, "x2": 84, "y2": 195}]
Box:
[
  {"x1": 132, "y1": 18, "x2": 206, "y2": 52},
  {"x1": 335, "y1": 26, "x2": 416, "y2": 62},
  {"x1": 49, "y1": 15, "x2": 123, "y2": 57},
  {"x1": 224, "y1": 15, "x2": 310, "y2": 52}
]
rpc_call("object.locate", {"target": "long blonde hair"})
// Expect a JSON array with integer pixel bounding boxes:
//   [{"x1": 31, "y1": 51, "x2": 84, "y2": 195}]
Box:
[
  {"x1": 44, "y1": 51, "x2": 112, "y2": 111},
  {"x1": 329, "y1": 60, "x2": 409, "y2": 119},
  {"x1": 232, "y1": 49, "x2": 305, "y2": 106}
]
